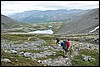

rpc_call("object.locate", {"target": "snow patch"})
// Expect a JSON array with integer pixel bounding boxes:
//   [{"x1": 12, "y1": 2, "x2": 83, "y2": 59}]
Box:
[{"x1": 89, "y1": 26, "x2": 99, "y2": 33}]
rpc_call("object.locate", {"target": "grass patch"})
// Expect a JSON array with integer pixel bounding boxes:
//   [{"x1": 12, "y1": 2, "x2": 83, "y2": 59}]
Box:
[
  {"x1": 72, "y1": 49, "x2": 99, "y2": 66},
  {"x1": 7, "y1": 29, "x2": 26, "y2": 32},
  {"x1": 1, "y1": 34, "x2": 37, "y2": 44},
  {"x1": 18, "y1": 50, "x2": 44, "y2": 53}
]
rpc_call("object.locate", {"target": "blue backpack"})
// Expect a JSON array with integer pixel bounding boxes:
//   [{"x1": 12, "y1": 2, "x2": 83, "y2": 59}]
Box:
[
  {"x1": 61, "y1": 41, "x2": 67, "y2": 49},
  {"x1": 61, "y1": 41, "x2": 64, "y2": 46}
]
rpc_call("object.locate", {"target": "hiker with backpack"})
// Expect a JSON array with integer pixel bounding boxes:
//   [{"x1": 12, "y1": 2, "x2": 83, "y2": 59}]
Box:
[
  {"x1": 60, "y1": 39, "x2": 67, "y2": 57},
  {"x1": 60, "y1": 39, "x2": 70, "y2": 57},
  {"x1": 66, "y1": 39, "x2": 70, "y2": 52}
]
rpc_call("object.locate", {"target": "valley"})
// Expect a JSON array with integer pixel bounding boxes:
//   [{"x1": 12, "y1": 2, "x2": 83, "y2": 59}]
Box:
[{"x1": 1, "y1": 8, "x2": 99, "y2": 66}]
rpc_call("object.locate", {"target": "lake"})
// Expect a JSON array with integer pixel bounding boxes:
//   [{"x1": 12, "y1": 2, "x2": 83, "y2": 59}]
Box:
[{"x1": 28, "y1": 29, "x2": 53, "y2": 34}]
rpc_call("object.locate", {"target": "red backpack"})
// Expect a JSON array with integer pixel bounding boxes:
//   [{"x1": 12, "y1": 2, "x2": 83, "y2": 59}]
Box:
[{"x1": 66, "y1": 41, "x2": 70, "y2": 48}]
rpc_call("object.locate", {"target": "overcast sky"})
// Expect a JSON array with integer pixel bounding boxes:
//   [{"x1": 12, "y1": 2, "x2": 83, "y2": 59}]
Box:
[{"x1": 1, "y1": 1, "x2": 99, "y2": 16}]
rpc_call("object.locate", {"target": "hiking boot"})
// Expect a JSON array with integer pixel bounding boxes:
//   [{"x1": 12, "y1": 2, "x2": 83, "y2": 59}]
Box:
[{"x1": 63, "y1": 55, "x2": 68, "y2": 58}]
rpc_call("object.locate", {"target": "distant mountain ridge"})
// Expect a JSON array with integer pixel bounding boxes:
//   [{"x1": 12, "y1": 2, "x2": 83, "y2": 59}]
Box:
[
  {"x1": 56, "y1": 8, "x2": 99, "y2": 34},
  {"x1": 1, "y1": 8, "x2": 99, "y2": 34},
  {"x1": 9, "y1": 9, "x2": 87, "y2": 23}
]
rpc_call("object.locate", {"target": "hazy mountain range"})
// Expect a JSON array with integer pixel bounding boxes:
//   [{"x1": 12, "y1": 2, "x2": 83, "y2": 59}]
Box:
[
  {"x1": 9, "y1": 9, "x2": 89, "y2": 23},
  {"x1": 1, "y1": 8, "x2": 99, "y2": 34}
]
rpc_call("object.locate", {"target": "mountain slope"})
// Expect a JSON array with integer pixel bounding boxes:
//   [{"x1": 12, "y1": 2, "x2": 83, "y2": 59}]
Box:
[
  {"x1": 1, "y1": 14, "x2": 23, "y2": 29},
  {"x1": 56, "y1": 8, "x2": 99, "y2": 34},
  {"x1": 9, "y1": 9, "x2": 85, "y2": 23}
]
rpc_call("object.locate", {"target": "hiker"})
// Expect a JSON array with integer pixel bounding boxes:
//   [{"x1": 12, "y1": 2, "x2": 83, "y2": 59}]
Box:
[
  {"x1": 56, "y1": 38, "x2": 60, "y2": 44},
  {"x1": 66, "y1": 39, "x2": 70, "y2": 53},
  {"x1": 60, "y1": 40, "x2": 67, "y2": 57}
]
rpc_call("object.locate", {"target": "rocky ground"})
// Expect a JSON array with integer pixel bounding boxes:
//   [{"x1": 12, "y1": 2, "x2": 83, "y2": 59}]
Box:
[{"x1": 1, "y1": 37, "x2": 99, "y2": 66}]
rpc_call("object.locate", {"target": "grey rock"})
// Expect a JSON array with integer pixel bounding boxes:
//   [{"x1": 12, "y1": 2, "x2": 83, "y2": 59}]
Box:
[
  {"x1": 37, "y1": 60, "x2": 42, "y2": 63},
  {"x1": 1, "y1": 58, "x2": 11, "y2": 62},
  {"x1": 23, "y1": 52, "x2": 32, "y2": 58},
  {"x1": 4, "y1": 50, "x2": 11, "y2": 53},
  {"x1": 10, "y1": 50, "x2": 17, "y2": 54},
  {"x1": 83, "y1": 56, "x2": 89, "y2": 61},
  {"x1": 83, "y1": 56, "x2": 95, "y2": 61},
  {"x1": 18, "y1": 52, "x2": 24, "y2": 56}
]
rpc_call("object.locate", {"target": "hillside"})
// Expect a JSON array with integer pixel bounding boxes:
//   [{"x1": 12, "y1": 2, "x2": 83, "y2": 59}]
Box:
[
  {"x1": 1, "y1": 14, "x2": 38, "y2": 33},
  {"x1": 9, "y1": 9, "x2": 86, "y2": 23},
  {"x1": 1, "y1": 14, "x2": 23, "y2": 29},
  {"x1": 56, "y1": 8, "x2": 99, "y2": 34}
]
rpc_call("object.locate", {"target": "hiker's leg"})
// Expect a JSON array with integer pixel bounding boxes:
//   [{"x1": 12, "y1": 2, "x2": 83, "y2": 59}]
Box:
[
  {"x1": 66, "y1": 47, "x2": 69, "y2": 55},
  {"x1": 64, "y1": 49, "x2": 68, "y2": 57},
  {"x1": 63, "y1": 49, "x2": 66, "y2": 56},
  {"x1": 65, "y1": 49, "x2": 67, "y2": 56}
]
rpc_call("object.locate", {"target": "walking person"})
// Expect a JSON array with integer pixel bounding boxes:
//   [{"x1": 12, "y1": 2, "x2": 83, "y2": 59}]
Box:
[
  {"x1": 66, "y1": 39, "x2": 70, "y2": 51},
  {"x1": 65, "y1": 39, "x2": 70, "y2": 57},
  {"x1": 56, "y1": 38, "x2": 60, "y2": 44},
  {"x1": 60, "y1": 40, "x2": 67, "y2": 57}
]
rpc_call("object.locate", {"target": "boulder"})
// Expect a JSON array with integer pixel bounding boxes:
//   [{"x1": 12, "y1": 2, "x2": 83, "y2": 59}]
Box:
[
  {"x1": 10, "y1": 50, "x2": 17, "y2": 54},
  {"x1": 83, "y1": 56, "x2": 96, "y2": 61},
  {"x1": 1, "y1": 58, "x2": 11, "y2": 62},
  {"x1": 23, "y1": 52, "x2": 31, "y2": 58},
  {"x1": 37, "y1": 60, "x2": 42, "y2": 63},
  {"x1": 18, "y1": 52, "x2": 24, "y2": 56}
]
